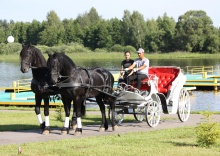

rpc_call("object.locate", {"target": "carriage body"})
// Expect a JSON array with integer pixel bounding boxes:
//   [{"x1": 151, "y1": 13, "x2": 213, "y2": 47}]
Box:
[{"x1": 111, "y1": 66, "x2": 190, "y2": 127}]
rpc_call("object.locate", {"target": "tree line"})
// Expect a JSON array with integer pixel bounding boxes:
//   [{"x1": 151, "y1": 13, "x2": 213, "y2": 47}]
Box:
[{"x1": 0, "y1": 7, "x2": 220, "y2": 53}]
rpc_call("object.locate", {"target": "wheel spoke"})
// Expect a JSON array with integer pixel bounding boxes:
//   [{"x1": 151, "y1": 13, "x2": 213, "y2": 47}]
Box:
[
  {"x1": 177, "y1": 89, "x2": 190, "y2": 122},
  {"x1": 145, "y1": 99, "x2": 161, "y2": 127}
]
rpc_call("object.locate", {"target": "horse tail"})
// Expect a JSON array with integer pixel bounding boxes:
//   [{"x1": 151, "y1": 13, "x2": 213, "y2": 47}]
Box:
[{"x1": 81, "y1": 101, "x2": 86, "y2": 116}]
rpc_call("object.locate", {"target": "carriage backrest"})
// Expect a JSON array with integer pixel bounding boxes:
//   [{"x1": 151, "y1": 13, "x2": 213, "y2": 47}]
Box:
[{"x1": 148, "y1": 67, "x2": 180, "y2": 94}]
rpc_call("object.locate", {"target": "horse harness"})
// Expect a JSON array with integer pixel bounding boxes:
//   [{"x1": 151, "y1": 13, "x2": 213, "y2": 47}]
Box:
[{"x1": 54, "y1": 67, "x2": 114, "y2": 98}]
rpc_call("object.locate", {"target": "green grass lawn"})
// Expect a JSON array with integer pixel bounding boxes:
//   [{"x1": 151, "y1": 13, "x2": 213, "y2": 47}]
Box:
[{"x1": 0, "y1": 126, "x2": 219, "y2": 156}]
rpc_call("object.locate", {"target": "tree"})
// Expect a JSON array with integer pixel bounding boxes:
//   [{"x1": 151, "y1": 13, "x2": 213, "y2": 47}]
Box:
[
  {"x1": 76, "y1": 7, "x2": 101, "y2": 30},
  {"x1": 84, "y1": 20, "x2": 112, "y2": 50},
  {"x1": 12, "y1": 21, "x2": 29, "y2": 43},
  {"x1": 122, "y1": 10, "x2": 146, "y2": 49},
  {"x1": 145, "y1": 19, "x2": 160, "y2": 52},
  {"x1": 203, "y1": 30, "x2": 220, "y2": 53},
  {"x1": 109, "y1": 18, "x2": 123, "y2": 45},
  {"x1": 175, "y1": 10, "x2": 214, "y2": 52},
  {"x1": 26, "y1": 20, "x2": 42, "y2": 45},
  {"x1": 39, "y1": 10, "x2": 65, "y2": 46},
  {"x1": 0, "y1": 20, "x2": 9, "y2": 43},
  {"x1": 62, "y1": 19, "x2": 84, "y2": 44},
  {"x1": 156, "y1": 13, "x2": 176, "y2": 52},
  {"x1": 122, "y1": 10, "x2": 132, "y2": 46}
]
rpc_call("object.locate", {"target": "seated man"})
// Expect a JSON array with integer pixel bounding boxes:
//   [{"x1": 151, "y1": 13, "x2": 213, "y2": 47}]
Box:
[{"x1": 125, "y1": 48, "x2": 149, "y2": 90}]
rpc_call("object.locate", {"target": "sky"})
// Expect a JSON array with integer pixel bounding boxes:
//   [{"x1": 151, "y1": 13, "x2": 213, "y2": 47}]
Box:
[{"x1": 1, "y1": 0, "x2": 220, "y2": 27}]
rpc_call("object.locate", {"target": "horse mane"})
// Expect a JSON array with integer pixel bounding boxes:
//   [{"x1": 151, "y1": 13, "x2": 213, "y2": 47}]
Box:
[
  {"x1": 32, "y1": 46, "x2": 47, "y2": 66},
  {"x1": 54, "y1": 52, "x2": 76, "y2": 68}
]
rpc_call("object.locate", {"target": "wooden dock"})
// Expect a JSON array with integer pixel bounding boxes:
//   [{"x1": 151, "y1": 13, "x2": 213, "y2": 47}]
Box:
[
  {"x1": 0, "y1": 91, "x2": 63, "y2": 106},
  {"x1": 184, "y1": 74, "x2": 220, "y2": 91}
]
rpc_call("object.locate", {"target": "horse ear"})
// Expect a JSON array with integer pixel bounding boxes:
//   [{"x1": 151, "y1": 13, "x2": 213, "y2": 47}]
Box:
[{"x1": 29, "y1": 42, "x2": 32, "y2": 47}]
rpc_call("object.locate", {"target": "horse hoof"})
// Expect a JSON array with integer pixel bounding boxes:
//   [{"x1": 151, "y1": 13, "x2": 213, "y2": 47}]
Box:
[
  {"x1": 74, "y1": 131, "x2": 82, "y2": 136},
  {"x1": 112, "y1": 125, "x2": 118, "y2": 131},
  {"x1": 75, "y1": 128, "x2": 82, "y2": 136},
  {"x1": 72, "y1": 124, "x2": 77, "y2": 130},
  {"x1": 61, "y1": 127, "x2": 69, "y2": 135},
  {"x1": 61, "y1": 130, "x2": 68, "y2": 135},
  {"x1": 42, "y1": 129, "x2": 50, "y2": 135},
  {"x1": 99, "y1": 127, "x2": 105, "y2": 132}
]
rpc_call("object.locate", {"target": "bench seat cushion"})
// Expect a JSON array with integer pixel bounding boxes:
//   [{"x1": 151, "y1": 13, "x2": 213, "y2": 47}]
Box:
[{"x1": 156, "y1": 73, "x2": 175, "y2": 93}]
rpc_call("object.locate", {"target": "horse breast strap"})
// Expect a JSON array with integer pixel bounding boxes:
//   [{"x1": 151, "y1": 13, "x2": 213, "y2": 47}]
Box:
[{"x1": 80, "y1": 67, "x2": 92, "y2": 98}]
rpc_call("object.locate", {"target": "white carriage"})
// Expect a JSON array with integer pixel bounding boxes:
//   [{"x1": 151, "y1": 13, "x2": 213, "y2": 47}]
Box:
[{"x1": 110, "y1": 66, "x2": 190, "y2": 127}]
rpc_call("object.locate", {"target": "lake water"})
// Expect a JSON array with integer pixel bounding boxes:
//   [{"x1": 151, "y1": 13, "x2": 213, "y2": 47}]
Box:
[{"x1": 0, "y1": 58, "x2": 220, "y2": 111}]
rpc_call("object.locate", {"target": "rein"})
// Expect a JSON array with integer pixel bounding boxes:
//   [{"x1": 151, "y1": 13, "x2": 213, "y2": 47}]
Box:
[
  {"x1": 21, "y1": 61, "x2": 37, "y2": 69},
  {"x1": 53, "y1": 67, "x2": 114, "y2": 93}
]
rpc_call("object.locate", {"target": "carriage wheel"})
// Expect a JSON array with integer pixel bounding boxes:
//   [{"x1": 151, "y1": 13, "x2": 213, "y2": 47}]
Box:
[
  {"x1": 108, "y1": 108, "x2": 124, "y2": 125},
  {"x1": 133, "y1": 107, "x2": 145, "y2": 122},
  {"x1": 145, "y1": 100, "x2": 161, "y2": 127},
  {"x1": 177, "y1": 89, "x2": 190, "y2": 122}
]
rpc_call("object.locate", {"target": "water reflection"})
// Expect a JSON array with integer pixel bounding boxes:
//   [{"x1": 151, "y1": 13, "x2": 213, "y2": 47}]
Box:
[
  {"x1": 0, "y1": 61, "x2": 31, "y2": 87},
  {"x1": 190, "y1": 91, "x2": 220, "y2": 112}
]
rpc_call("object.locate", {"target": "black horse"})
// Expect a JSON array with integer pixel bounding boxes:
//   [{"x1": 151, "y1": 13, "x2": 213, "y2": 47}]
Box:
[
  {"x1": 20, "y1": 43, "x2": 57, "y2": 135},
  {"x1": 47, "y1": 52, "x2": 117, "y2": 135}
]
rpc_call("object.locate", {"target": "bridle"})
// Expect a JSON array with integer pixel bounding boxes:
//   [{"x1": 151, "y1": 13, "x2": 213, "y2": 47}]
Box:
[
  {"x1": 21, "y1": 60, "x2": 37, "y2": 69},
  {"x1": 21, "y1": 48, "x2": 37, "y2": 69},
  {"x1": 50, "y1": 58, "x2": 75, "y2": 84}
]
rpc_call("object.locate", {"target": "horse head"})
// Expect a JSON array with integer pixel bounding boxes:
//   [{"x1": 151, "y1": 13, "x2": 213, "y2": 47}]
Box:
[
  {"x1": 20, "y1": 43, "x2": 47, "y2": 73},
  {"x1": 47, "y1": 52, "x2": 76, "y2": 84},
  {"x1": 20, "y1": 43, "x2": 35, "y2": 73},
  {"x1": 47, "y1": 53, "x2": 61, "y2": 84}
]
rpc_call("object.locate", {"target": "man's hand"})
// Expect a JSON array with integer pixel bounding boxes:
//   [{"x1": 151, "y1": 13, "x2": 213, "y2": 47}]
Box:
[
  {"x1": 133, "y1": 68, "x2": 138, "y2": 72},
  {"x1": 124, "y1": 68, "x2": 129, "y2": 72}
]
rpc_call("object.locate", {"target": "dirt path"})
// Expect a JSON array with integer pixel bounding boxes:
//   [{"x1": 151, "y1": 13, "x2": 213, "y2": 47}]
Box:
[{"x1": 0, "y1": 112, "x2": 220, "y2": 146}]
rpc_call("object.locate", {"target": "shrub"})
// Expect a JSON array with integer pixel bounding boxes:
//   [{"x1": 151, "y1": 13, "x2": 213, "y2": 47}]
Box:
[
  {"x1": 94, "y1": 48, "x2": 108, "y2": 52},
  {"x1": 55, "y1": 105, "x2": 64, "y2": 121},
  {"x1": 36, "y1": 45, "x2": 49, "y2": 53},
  {"x1": 111, "y1": 44, "x2": 124, "y2": 52},
  {"x1": 123, "y1": 45, "x2": 136, "y2": 53},
  {"x1": 195, "y1": 110, "x2": 220, "y2": 147},
  {"x1": 0, "y1": 43, "x2": 22, "y2": 54}
]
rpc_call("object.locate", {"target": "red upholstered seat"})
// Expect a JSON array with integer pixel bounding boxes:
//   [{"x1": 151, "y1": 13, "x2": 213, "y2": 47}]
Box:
[
  {"x1": 129, "y1": 67, "x2": 179, "y2": 94},
  {"x1": 156, "y1": 73, "x2": 175, "y2": 93}
]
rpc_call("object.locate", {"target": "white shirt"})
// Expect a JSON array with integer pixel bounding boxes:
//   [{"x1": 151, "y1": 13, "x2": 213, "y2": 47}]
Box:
[{"x1": 134, "y1": 57, "x2": 149, "y2": 75}]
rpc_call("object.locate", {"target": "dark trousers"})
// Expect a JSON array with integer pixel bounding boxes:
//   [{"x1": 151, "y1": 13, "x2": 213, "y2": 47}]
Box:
[
  {"x1": 127, "y1": 74, "x2": 148, "y2": 90},
  {"x1": 118, "y1": 74, "x2": 129, "y2": 85}
]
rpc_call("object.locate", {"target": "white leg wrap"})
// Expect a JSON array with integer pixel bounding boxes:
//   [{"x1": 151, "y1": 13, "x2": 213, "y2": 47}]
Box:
[
  {"x1": 64, "y1": 117, "x2": 70, "y2": 128},
  {"x1": 77, "y1": 117, "x2": 82, "y2": 128},
  {"x1": 37, "y1": 114, "x2": 43, "y2": 124},
  {"x1": 45, "y1": 116, "x2": 49, "y2": 126}
]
